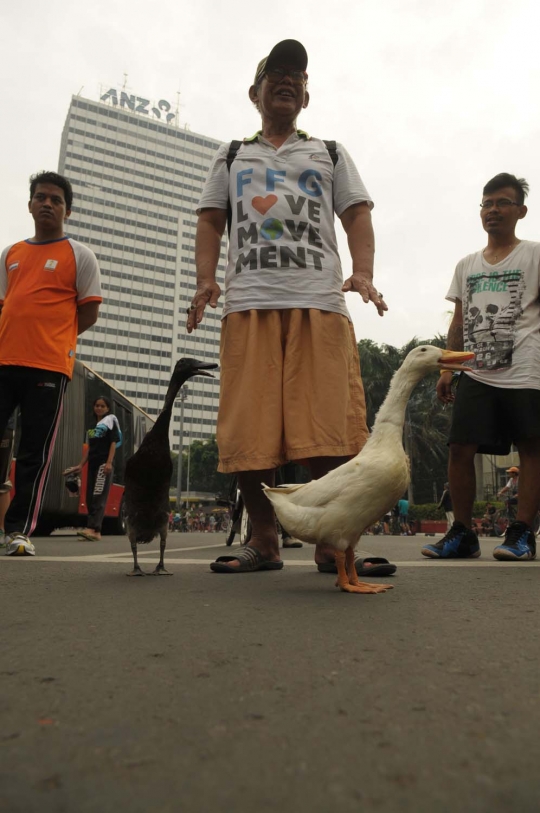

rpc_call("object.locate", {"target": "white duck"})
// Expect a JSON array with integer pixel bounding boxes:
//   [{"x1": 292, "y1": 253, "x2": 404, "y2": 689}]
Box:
[{"x1": 263, "y1": 345, "x2": 474, "y2": 594}]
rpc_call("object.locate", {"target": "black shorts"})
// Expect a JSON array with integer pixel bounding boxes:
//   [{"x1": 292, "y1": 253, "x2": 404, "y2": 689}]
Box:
[{"x1": 449, "y1": 374, "x2": 540, "y2": 454}]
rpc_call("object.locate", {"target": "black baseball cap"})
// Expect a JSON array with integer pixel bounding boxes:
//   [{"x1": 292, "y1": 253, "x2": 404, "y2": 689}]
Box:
[{"x1": 254, "y1": 39, "x2": 308, "y2": 85}]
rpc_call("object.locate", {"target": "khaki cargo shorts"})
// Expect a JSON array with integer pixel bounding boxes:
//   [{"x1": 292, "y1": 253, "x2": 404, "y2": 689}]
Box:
[{"x1": 217, "y1": 309, "x2": 369, "y2": 473}]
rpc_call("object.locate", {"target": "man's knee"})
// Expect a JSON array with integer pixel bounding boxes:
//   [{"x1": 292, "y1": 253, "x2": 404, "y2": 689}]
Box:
[
  {"x1": 449, "y1": 443, "x2": 478, "y2": 466},
  {"x1": 515, "y1": 437, "x2": 540, "y2": 458}
]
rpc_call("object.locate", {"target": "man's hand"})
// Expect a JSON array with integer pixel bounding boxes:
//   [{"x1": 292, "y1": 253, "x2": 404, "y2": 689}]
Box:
[
  {"x1": 436, "y1": 301, "x2": 464, "y2": 403},
  {"x1": 436, "y1": 371, "x2": 454, "y2": 404},
  {"x1": 186, "y1": 281, "x2": 221, "y2": 333},
  {"x1": 341, "y1": 274, "x2": 387, "y2": 316},
  {"x1": 338, "y1": 204, "x2": 385, "y2": 316},
  {"x1": 189, "y1": 209, "x2": 226, "y2": 333}
]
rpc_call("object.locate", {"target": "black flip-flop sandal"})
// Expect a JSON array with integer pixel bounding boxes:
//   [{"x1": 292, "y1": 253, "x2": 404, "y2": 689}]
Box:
[
  {"x1": 210, "y1": 547, "x2": 284, "y2": 573},
  {"x1": 317, "y1": 556, "x2": 397, "y2": 577}
]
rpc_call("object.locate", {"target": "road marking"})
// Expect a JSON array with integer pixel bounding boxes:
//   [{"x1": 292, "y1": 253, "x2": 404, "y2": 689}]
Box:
[
  {"x1": 0, "y1": 556, "x2": 538, "y2": 568},
  {"x1": 85, "y1": 543, "x2": 226, "y2": 560}
]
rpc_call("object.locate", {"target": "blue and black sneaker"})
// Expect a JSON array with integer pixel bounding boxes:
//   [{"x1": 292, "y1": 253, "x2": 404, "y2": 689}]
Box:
[
  {"x1": 421, "y1": 521, "x2": 481, "y2": 559},
  {"x1": 493, "y1": 521, "x2": 536, "y2": 561}
]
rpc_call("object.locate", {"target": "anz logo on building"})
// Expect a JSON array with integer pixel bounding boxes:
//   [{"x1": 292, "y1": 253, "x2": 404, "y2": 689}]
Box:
[{"x1": 100, "y1": 89, "x2": 176, "y2": 124}]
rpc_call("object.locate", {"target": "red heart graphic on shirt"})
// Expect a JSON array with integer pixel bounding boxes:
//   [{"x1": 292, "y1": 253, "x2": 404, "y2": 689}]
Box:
[{"x1": 252, "y1": 195, "x2": 278, "y2": 215}]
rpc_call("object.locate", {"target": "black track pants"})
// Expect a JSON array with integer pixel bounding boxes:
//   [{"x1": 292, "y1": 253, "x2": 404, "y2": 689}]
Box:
[
  {"x1": 86, "y1": 460, "x2": 112, "y2": 532},
  {"x1": 0, "y1": 366, "x2": 68, "y2": 536}
]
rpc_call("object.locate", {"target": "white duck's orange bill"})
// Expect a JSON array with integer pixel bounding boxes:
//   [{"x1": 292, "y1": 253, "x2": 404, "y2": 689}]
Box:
[{"x1": 438, "y1": 349, "x2": 475, "y2": 372}]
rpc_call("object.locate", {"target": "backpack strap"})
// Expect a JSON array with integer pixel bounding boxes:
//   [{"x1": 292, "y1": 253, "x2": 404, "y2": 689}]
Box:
[
  {"x1": 323, "y1": 140, "x2": 338, "y2": 167},
  {"x1": 226, "y1": 140, "x2": 243, "y2": 236},
  {"x1": 226, "y1": 140, "x2": 243, "y2": 170}
]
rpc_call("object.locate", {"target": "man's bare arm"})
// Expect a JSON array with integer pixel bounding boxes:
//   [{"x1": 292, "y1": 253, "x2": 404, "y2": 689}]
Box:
[
  {"x1": 77, "y1": 301, "x2": 100, "y2": 334},
  {"x1": 187, "y1": 208, "x2": 226, "y2": 333},
  {"x1": 437, "y1": 300, "x2": 463, "y2": 403},
  {"x1": 446, "y1": 300, "x2": 464, "y2": 351},
  {"x1": 339, "y1": 202, "x2": 386, "y2": 316}
]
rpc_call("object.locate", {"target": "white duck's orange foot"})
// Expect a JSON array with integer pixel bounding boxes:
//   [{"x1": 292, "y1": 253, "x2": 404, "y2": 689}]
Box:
[
  {"x1": 338, "y1": 581, "x2": 393, "y2": 594},
  {"x1": 333, "y1": 547, "x2": 394, "y2": 594}
]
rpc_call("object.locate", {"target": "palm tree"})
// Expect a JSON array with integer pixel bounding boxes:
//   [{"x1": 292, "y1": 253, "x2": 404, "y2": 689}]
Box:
[{"x1": 406, "y1": 376, "x2": 451, "y2": 503}]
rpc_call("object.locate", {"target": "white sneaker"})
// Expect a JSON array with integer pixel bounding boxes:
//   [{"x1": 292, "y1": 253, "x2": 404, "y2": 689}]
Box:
[
  {"x1": 0, "y1": 530, "x2": 6, "y2": 548},
  {"x1": 5, "y1": 534, "x2": 36, "y2": 556}
]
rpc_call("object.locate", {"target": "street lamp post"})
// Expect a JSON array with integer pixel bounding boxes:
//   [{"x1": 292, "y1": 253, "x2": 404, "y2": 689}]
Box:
[
  {"x1": 186, "y1": 438, "x2": 192, "y2": 502},
  {"x1": 175, "y1": 385, "x2": 189, "y2": 508}
]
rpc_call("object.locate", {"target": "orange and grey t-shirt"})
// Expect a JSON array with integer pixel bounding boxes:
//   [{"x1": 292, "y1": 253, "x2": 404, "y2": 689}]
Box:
[{"x1": 0, "y1": 237, "x2": 102, "y2": 379}]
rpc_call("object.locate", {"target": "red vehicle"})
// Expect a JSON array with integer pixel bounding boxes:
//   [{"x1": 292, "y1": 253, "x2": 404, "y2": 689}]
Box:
[{"x1": 9, "y1": 360, "x2": 154, "y2": 535}]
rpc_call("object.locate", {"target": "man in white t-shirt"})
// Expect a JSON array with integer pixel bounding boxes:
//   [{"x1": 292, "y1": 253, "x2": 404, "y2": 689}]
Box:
[
  {"x1": 422, "y1": 173, "x2": 540, "y2": 562},
  {"x1": 187, "y1": 39, "x2": 389, "y2": 575}
]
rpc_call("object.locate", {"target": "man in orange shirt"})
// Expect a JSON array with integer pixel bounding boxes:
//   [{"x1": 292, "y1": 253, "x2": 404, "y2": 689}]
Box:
[{"x1": 0, "y1": 171, "x2": 102, "y2": 555}]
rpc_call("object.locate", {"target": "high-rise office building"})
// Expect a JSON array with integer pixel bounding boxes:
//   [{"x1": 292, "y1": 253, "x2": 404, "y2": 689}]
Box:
[{"x1": 58, "y1": 89, "x2": 225, "y2": 443}]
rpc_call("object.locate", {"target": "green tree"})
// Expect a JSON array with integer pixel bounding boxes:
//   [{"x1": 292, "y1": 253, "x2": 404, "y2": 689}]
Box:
[{"x1": 171, "y1": 436, "x2": 233, "y2": 497}]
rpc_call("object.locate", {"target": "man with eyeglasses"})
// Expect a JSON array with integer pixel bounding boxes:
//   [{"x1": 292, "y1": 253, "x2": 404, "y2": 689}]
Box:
[
  {"x1": 189, "y1": 39, "x2": 389, "y2": 574},
  {"x1": 422, "y1": 172, "x2": 540, "y2": 562}
]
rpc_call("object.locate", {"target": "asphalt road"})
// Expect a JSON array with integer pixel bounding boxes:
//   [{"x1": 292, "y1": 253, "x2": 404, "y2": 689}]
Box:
[{"x1": 1, "y1": 530, "x2": 539, "y2": 813}]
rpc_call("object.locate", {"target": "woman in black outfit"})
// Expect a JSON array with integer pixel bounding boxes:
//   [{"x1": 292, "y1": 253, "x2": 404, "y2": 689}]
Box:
[{"x1": 67, "y1": 396, "x2": 121, "y2": 541}]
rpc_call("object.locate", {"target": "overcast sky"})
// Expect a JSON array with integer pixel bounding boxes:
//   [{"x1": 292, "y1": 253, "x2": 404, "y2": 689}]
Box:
[{"x1": 1, "y1": 0, "x2": 538, "y2": 348}]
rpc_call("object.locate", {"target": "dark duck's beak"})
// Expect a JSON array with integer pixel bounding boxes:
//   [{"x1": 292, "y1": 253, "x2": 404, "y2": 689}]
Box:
[
  {"x1": 193, "y1": 361, "x2": 218, "y2": 378},
  {"x1": 176, "y1": 358, "x2": 218, "y2": 379}
]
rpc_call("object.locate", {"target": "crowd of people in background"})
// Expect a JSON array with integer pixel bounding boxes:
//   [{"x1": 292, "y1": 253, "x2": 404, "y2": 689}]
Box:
[
  {"x1": 366, "y1": 501, "x2": 415, "y2": 536},
  {"x1": 169, "y1": 508, "x2": 228, "y2": 533}
]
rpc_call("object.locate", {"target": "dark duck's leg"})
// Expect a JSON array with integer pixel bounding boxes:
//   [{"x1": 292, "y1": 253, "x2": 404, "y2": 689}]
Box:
[
  {"x1": 152, "y1": 520, "x2": 172, "y2": 575},
  {"x1": 335, "y1": 546, "x2": 393, "y2": 594},
  {"x1": 127, "y1": 529, "x2": 146, "y2": 577}
]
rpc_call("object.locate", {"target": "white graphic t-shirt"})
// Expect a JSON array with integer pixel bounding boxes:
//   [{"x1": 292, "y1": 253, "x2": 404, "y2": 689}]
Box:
[
  {"x1": 446, "y1": 240, "x2": 540, "y2": 389},
  {"x1": 197, "y1": 132, "x2": 373, "y2": 319}
]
